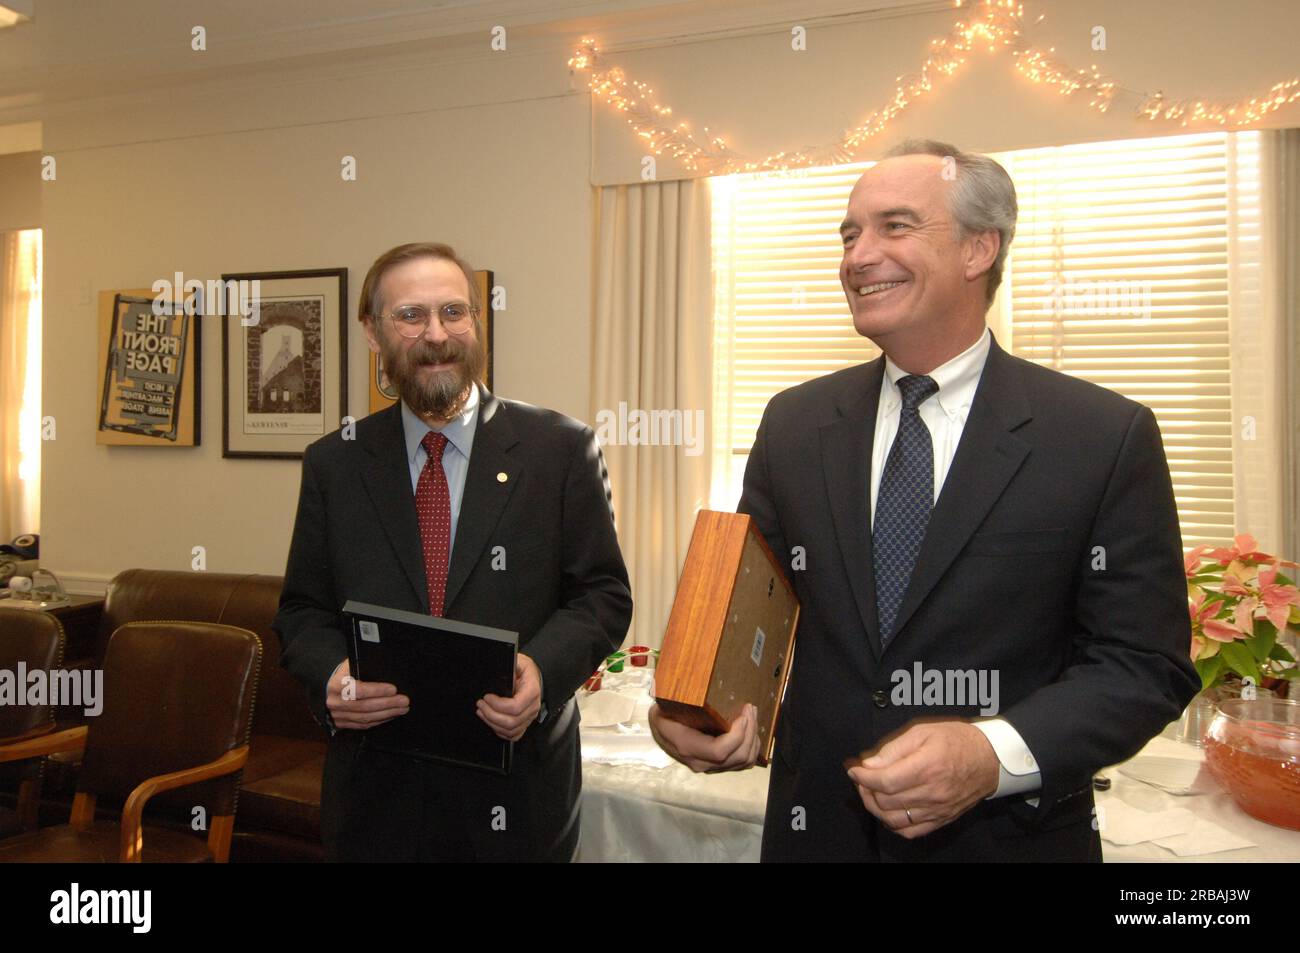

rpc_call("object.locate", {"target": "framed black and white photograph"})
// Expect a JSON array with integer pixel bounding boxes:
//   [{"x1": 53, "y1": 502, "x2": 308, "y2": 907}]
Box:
[{"x1": 221, "y1": 268, "x2": 348, "y2": 459}]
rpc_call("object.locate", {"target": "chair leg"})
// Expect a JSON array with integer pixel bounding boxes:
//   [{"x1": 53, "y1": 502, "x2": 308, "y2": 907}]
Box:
[
  {"x1": 70, "y1": 792, "x2": 97, "y2": 831},
  {"x1": 16, "y1": 778, "x2": 42, "y2": 829},
  {"x1": 208, "y1": 815, "x2": 235, "y2": 863},
  {"x1": 119, "y1": 809, "x2": 144, "y2": 863}
]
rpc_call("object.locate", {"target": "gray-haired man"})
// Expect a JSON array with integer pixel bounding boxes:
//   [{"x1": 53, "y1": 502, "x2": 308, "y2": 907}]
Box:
[{"x1": 652, "y1": 140, "x2": 1198, "y2": 861}]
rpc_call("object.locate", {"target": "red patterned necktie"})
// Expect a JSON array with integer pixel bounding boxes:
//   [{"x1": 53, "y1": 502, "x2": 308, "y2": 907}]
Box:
[{"x1": 416, "y1": 431, "x2": 451, "y2": 616}]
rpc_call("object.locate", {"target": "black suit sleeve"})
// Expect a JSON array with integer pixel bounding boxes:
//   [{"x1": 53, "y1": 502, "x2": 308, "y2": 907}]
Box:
[
  {"x1": 737, "y1": 402, "x2": 792, "y2": 577},
  {"x1": 273, "y1": 443, "x2": 348, "y2": 731},
  {"x1": 1001, "y1": 404, "x2": 1200, "y2": 815},
  {"x1": 524, "y1": 428, "x2": 632, "y2": 713}
]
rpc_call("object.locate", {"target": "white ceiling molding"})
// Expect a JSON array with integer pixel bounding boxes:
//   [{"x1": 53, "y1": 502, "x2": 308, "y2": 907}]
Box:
[{"x1": 0, "y1": 0, "x2": 944, "y2": 123}]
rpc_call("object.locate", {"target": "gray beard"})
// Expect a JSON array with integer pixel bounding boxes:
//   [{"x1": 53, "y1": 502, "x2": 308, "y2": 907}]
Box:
[
  {"x1": 379, "y1": 325, "x2": 485, "y2": 421},
  {"x1": 396, "y1": 361, "x2": 474, "y2": 420}
]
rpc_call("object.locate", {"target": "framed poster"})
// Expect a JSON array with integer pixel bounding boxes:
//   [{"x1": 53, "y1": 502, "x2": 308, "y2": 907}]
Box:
[
  {"x1": 368, "y1": 269, "x2": 495, "y2": 414},
  {"x1": 221, "y1": 268, "x2": 348, "y2": 459},
  {"x1": 96, "y1": 288, "x2": 200, "y2": 446}
]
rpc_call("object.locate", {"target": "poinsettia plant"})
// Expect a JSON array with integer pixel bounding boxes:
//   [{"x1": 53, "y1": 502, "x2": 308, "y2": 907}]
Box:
[{"x1": 1186, "y1": 534, "x2": 1300, "y2": 691}]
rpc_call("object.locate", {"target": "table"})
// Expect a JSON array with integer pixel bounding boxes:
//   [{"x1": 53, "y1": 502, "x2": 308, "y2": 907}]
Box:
[
  {"x1": 576, "y1": 668, "x2": 769, "y2": 862},
  {"x1": 579, "y1": 758, "x2": 769, "y2": 863},
  {"x1": 577, "y1": 674, "x2": 1300, "y2": 862},
  {"x1": 1097, "y1": 734, "x2": 1300, "y2": 862}
]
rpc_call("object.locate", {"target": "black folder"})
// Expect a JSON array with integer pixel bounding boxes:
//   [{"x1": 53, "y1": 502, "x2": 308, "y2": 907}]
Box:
[{"x1": 342, "y1": 600, "x2": 517, "y2": 775}]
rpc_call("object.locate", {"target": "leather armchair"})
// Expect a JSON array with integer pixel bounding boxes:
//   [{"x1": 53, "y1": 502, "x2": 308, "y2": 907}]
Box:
[
  {"x1": 0, "y1": 620, "x2": 260, "y2": 863},
  {"x1": 0, "y1": 608, "x2": 65, "y2": 835}
]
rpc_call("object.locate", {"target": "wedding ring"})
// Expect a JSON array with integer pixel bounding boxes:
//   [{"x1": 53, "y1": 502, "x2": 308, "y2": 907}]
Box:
[{"x1": 905, "y1": 808, "x2": 914, "y2": 824}]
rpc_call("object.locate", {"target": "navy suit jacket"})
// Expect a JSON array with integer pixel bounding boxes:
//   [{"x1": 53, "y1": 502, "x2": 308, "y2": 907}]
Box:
[{"x1": 740, "y1": 334, "x2": 1200, "y2": 861}]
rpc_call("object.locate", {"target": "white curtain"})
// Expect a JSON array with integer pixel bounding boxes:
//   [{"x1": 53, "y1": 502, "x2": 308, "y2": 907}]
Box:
[
  {"x1": 1273, "y1": 130, "x2": 1300, "y2": 563},
  {"x1": 0, "y1": 228, "x2": 41, "y2": 541},
  {"x1": 1228, "y1": 130, "x2": 1296, "y2": 557},
  {"x1": 593, "y1": 180, "x2": 713, "y2": 650}
]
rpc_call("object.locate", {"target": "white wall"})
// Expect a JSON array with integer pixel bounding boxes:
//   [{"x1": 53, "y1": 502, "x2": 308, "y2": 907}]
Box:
[{"x1": 38, "y1": 49, "x2": 594, "y2": 587}]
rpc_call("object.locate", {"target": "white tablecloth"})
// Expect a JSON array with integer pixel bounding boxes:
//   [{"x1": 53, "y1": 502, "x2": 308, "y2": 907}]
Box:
[
  {"x1": 576, "y1": 673, "x2": 1300, "y2": 862},
  {"x1": 578, "y1": 760, "x2": 769, "y2": 863},
  {"x1": 1098, "y1": 734, "x2": 1300, "y2": 862},
  {"x1": 576, "y1": 669, "x2": 769, "y2": 863}
]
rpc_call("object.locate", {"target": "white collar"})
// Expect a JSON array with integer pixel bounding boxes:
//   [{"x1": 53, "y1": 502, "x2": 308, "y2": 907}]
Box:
[{"x1": 882, "y1": 327, "x2": 991, "y2": 419}]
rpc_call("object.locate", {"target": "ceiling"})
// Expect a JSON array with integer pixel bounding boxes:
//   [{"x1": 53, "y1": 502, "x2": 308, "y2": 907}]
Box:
[{"x1": 0, "y1": 0, "x2": 945, "y2": 124}]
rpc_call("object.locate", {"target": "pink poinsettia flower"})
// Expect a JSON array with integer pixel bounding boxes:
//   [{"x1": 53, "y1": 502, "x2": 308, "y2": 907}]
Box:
[
  {"x1": 1209, "y1": 533, "x2": 1275, "y2": 566},
  {"x1": 1256, "y1": 564, "x2": 1300, "y2": 631},
  {"x1": 1232, "y1": 596, "x2": 1257, "y2": 637},
  {"x1": 1208, "y1": 533, "x2": 1299, "y2": 570},
  {"x1": 1184, "y1": 545, "x2": 1215, "y2": 576},
  {"x1": 1189, "y1": 592, "x2": 1241, "y2": 642},
  {"x1": 1191, "y1": 632, "x2": 1220, "y2": 661},
  {"x1": 1220, "y1": 561, "x2": 1256, "y2": 596}
]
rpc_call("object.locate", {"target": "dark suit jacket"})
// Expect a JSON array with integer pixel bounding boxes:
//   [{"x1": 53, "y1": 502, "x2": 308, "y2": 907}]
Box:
[
  {"x1": 273, "y1": 386, "x2": 632, "y2": 861},
  {"x1": 740, "y1": 334, "x2": 1200, "y2": 862}
]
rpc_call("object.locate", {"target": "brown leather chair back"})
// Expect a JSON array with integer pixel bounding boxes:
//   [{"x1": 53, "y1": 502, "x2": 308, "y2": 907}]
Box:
[
  {"x1": 0, "y1": 608, "x2": 66, "y2": 793},
  {"x1": 98, "y1": 569, "x2": 319, "y2": 740},
  {"x1": 78, "y1": 621, "x2": 261, "y2": 818},
  {"x1": 0, "y1": 608, "x2": 66, "y2": 739}
]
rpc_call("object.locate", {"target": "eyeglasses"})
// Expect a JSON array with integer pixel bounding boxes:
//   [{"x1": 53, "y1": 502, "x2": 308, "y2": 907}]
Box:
[{"x1": 379, "y1": 302, "x2": 476, "y2": 338}]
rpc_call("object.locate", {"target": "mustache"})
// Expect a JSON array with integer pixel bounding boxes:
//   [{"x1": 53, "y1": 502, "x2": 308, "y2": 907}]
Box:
[{"x1": 405, "y1": 339, "x2": 466, "y2": 366}]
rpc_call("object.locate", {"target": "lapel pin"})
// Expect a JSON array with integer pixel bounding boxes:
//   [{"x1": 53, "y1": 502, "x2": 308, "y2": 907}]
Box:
[{"x1": 496, "y1": 472, "x2": 508, "y2": 483}]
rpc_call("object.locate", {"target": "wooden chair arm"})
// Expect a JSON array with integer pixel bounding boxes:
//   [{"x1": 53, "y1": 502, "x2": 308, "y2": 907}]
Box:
[
  {"x1": 0, "y1": 725, "x2": 87, "y2": 763},
  {"x1": 0, "y1": 723, "x2": 54, "y2": 746},
  {"x1": 119, "y1": 746, "x2": 249, "y2": 862}
]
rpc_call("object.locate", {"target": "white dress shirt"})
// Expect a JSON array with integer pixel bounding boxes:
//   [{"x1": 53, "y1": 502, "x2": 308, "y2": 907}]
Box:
[{"x1": 869, "y1": 327, "x2": 1041, "y2": 802}]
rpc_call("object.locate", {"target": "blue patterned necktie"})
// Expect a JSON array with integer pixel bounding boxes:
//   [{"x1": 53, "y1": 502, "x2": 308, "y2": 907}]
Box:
[{"x1": 873, "y1": 374, "x2": 939, "y2": 646}]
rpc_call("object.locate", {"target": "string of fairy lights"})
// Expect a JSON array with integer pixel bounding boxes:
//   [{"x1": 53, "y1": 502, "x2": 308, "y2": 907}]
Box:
[{"x1": 566, "y1": 0, "x2": 1300, "y2": 174}]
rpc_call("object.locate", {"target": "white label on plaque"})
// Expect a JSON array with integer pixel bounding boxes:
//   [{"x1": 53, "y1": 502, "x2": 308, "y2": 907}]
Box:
[
  {"x1": 359, "y1": 620, "x2": 380, "y2": 643},
  {"x1": 751, "y1": 626, "x2": 766, "y2": 667}
]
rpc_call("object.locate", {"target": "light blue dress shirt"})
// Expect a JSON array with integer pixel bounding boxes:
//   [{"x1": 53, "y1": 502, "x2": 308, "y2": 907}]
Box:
[
  {"x1": 321, "y1": 385, "x2": 487, "y2": 734},
  {"x1": 400, "y1": 383, "x2": 480, "y2": 559},
  {"x1": 401, "y1": 383, "x2": 547, "y2": 723}
]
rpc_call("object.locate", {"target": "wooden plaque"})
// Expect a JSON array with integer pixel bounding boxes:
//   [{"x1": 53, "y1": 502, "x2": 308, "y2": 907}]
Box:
[{"x1": 655, "y1": 510, "x2": 799, "y2": 765}]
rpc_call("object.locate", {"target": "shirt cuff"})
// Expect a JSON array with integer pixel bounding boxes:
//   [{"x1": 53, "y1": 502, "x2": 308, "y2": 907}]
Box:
[
  {"x1": 535, "y1": 667, "x2": 548, "y2": 724},
  {"x1": 972, "y1": 718, "x2": 1041, "y2": 803}
]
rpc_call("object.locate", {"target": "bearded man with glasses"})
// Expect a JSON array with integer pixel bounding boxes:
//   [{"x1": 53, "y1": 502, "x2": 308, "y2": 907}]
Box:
[{"x1": 274, "y1": 242, "x2": 632, "y2": 862}]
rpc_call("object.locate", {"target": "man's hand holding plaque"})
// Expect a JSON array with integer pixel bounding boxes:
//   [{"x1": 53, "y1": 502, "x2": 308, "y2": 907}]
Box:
[
  {"x1": 650, "y1": 702, "x2": 760, "y2": 773},
  {"x1": 650, "y1": 511, "x2": 799, "y2": 767},
  {"x1": 326, "y1": 659, "x2": 410, "y2": 730}
]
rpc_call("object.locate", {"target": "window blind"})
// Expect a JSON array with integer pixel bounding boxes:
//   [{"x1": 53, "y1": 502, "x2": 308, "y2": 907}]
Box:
[
  {"x1": 709, "y1": 133, "x2": 1256, "y2": 548},
  {"x1": 1001, "y1": 133, "x2": 1256, "y2": 549}
]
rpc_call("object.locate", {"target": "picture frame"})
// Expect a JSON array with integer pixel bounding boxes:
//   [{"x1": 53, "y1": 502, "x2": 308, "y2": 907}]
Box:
[
  {"x1": 96, "y1": 288, "x2": 201, "y2": 447},
  {"x1": 221, "y1": 268, "x2": 348, "y2": 459},
  {"x1": 367, "y1": 269, "x2": 495, "y2": 414}
]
